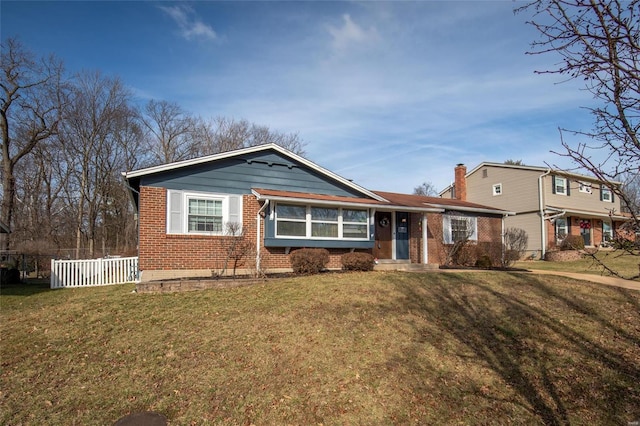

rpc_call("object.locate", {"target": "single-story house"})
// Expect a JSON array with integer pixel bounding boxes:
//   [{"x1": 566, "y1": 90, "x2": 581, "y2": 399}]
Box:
[{"x1": 123, "y1": 144, "x2": 513, "y2": 281}]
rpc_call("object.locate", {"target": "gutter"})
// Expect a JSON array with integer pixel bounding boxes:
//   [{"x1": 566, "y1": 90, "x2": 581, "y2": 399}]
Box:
[
  {"x1": 255, "y1": 199, "x2": 270, "y2": 273},
  {"x1": 538, "y1": 168, "x2": 551, "y2": 258}
]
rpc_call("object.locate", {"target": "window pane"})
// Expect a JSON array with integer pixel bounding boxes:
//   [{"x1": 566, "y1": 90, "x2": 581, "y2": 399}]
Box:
[
  {"x1": 311, "y1": 207, "x2": 338, "y2": 221},
  {"x1": 277, "y1": 204, "x2": 306, "y2": 220},
  {"x1": 344, "y1": 224, "x2": 367, "y2": 238},
  {"x1": 451, "y1": 218, "x2": 469, "y2": 242},
  {"x1": 188, "y1": 198, "x2": 222, "y2": 233},
  {"x1": 277, "y1": 221, "x2": 306, "y2": 236},
  {"x1": 343, "y1": 209, "x2": 367, "y2": 223},
  {"x1": 312, "y1": 223, "x2": 338, "y2": 237},
  {"x1": 556, "y1": 218, "x2": 567, "y2": 239}
]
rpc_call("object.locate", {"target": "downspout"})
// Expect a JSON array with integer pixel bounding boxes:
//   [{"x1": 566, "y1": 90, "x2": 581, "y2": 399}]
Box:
[
  {"x1": 256, "y1": 199, "x2": 270, "y2": 273},
  {"x1": 538, "y1": 168, "x2": 551, "y2": 259},
  {"x1": 501, "y1": 213, "x2": 506, "y2": 266}
]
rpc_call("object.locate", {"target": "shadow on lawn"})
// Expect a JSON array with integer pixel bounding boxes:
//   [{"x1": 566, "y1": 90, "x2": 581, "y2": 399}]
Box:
[
  {"x1": 0, "y1": 280, "x2": 52, "y2": 296},
  {"x1": 387, "y1": 272, "x2": 640, "y2": 425}
]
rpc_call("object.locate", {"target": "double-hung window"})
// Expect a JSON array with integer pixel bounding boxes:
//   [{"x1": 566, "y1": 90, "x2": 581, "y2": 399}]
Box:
[
  {"x1": 553, "y1": 176, "x2": 568, "y2": 195},
  {"x1": 601, "y1": 185, "x2": 613, "y2": 202},
  {"x1": 492, "y1": 183, "x2": 502, "y2": 196},
  {"x1": 602, "y1": 221, "x2": 613, "y2": 242},
  {"x1": 167, "y1": 190, "x2": 242, "y2": 235},
  {"x1": 442, "y1": 215, "x2": 477, "y2": 244},
  {"x1": 579, "y1": 182, "x2": 592, "y2": 193},
  {"x1": 188, "y1": 198, "x2": 223, "y2": 233},
  {"x1": 276, "y1": 203, "x2": 369, "y2": 240},
  {"x1": 555, "y1": 217, "x2": 568, "y2": 242}
]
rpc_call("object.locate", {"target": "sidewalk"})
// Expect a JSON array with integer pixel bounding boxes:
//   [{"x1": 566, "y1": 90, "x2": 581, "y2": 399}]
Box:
[{"x1": 520, "y1": 269, "x2": 640, "y2": 291}]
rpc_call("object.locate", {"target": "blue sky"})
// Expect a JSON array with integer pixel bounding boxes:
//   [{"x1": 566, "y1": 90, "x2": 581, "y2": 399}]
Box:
[{"x1": 2, "y1": 1, "x2": 597, "y2": 193}]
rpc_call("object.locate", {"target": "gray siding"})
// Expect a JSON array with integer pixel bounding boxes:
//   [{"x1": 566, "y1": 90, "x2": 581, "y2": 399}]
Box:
[
  {"x1": 543, "y1": 175, "x2": 622, "y2": 213},
  {"x1": 505, "y1": 212, "x2": 543, "y2": 258},
  {"x1": 140, "y1": 151, "x2": 365, "y2": 198},
  {"x1": 466, "y1": 166, "x2": 541, "y2": 213}
]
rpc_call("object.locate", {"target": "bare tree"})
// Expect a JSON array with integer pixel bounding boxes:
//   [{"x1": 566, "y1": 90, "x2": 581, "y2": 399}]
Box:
[
  {"x1": 503, "y1": 227, "x2": 529, "y2": 267},
  {"x1": 413, "y1": 181, "x2": 438, "y2": 197},
  {"x1": 195, "y1": 116, "x2": 306, "y2": 157},
  {"x1": 0, "y1": 38, "x2": 66, "y2": 250},
  {"x1": 518, "y1": 0, "x2": 639, "y2": 225},
  {"x1": 518, "y1": 0, "x2": 639, "y2": 278},
  {"x1": 61, "y1": 71, "x2": 136, "y2": 258},
  {"x1": 142, "y1": 99, "x2": 198, "y2": 164}
]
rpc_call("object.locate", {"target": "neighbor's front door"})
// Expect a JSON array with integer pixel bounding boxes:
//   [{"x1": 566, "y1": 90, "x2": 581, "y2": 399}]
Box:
[
  {"x1": 580, "y1": 219, "x2": 592, "y2": 246},
  {"x1": 374, "y1": 212, "x2": 393, "y2": 259}
]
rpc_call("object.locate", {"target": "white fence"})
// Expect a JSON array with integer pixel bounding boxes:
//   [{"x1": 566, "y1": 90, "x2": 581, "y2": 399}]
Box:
[{"x1": 50, "y1": 257, "x2": 139, "y2": 289}]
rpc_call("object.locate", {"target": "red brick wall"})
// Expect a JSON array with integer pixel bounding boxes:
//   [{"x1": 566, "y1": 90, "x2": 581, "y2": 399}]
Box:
[
  {"x1": 138, "y1": 186, "x2": 369, "y2": 274},
  {"x1": 139, "y1": 186, "x2": 506, "y2": 274}
]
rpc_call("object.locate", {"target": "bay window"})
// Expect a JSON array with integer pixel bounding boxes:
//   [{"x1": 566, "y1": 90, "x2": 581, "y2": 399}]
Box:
[{"x1": 276, "y1": 203, "x2": 369, "y2": 240}]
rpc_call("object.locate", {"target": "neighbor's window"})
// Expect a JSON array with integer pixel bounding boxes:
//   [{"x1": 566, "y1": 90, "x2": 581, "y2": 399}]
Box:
[
  {"x1": 554, "y1": 176, "x2": 568, "y2": 195},
  {"x1": 601, "y1": 186, "x2": 613, "y2": 202},
  {"x1": 492, "y1": 183, "x2": 502, "y2": 196},
  {"x1": 579, "y1": 182, "x2": 592, "y2": 194},
  {"x1": 602, "y1": 221, "x2": 613, "y2": 242},
  {"x1": 442, "y1": 215, "x2": 477, "y2": 244},
  {"x1": 555, "y1": 217, "x2": 568, "y2": 242},
  {"x1": 276, "y1": 203, "x2": 369, "y2": 240}
]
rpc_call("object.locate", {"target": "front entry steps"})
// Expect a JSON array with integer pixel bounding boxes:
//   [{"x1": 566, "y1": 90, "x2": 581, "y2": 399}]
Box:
[{"x1": 374, "y1": 259, "x2": 440, "y2": 272}]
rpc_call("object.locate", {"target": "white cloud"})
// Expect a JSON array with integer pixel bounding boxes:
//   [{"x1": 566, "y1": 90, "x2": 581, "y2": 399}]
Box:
[
  {"x1": 327, "y1": 14, "x2": 378, "y2": 51},
  {"x1": 159, "y1": 5, "x2": 217, "y2": 41}
]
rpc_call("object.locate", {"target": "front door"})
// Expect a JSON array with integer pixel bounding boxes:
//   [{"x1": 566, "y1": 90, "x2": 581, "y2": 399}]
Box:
[
  {"x1": 374, "y1": 212, "x2": 392, "y2": 259},
  {"x1": 580, "y1": 219, "x2": 592, "y2": 246},
  {"x1": 396, "y1": 212, "x2": 409, "y2": 260}
]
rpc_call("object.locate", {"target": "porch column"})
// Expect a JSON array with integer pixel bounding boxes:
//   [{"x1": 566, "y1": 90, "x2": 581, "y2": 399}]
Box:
[{"x1": 422, "y1": 213, "x2": 428, "y2": 264}]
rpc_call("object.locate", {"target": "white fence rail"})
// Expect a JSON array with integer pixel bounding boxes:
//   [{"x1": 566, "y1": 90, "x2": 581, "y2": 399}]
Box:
[{"x1": 50, "y1": 257, "x2": 139, "y2": 289}]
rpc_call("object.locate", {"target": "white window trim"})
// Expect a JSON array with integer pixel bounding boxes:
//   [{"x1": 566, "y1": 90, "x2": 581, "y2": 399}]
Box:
[
  {"x1": 555, "y1": 176, "x2": 568, "y2": 196},
  {"x1": 492, "y1": 183, "x2": 502, "y2": 196},
  {"x1": 166, "y1": 189, "x2": 243, "y2": 236},
  {"x1": 601, "y1": 186, "x2": 613, "y2": 202},
  {"x1": 555, "y1": 217, "x2": 568, "y2": 242},
  {"x1": 579, "y1": 182, "x2": 592, "y2": 194},
  {"x1": 442, "y1": 215, "x2": 478, "y2": 244},
  {"x1": 275, "y1": 202, "x2": 369, "y2": 241}
]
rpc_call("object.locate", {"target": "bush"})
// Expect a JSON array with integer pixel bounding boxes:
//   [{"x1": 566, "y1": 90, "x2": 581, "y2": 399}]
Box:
[
  {"x1": 289, "y1": 248, "x2": 330, "y2": 275},
  {"x1": 560, "y1": 235, "x2": 585, "y2": 251},
  {"x1": 503, "y1": 228, "x2": 528, "y2": 267},
  {"x1": 475, "y1": 255, "x2": 493, "y2": 269},
  {"x1": 341, "y1": 252, "x2": 375, "y2": 271}
]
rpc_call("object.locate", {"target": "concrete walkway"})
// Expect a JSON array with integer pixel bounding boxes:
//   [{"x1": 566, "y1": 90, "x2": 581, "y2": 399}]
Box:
[{"x1": 520, "y1": 269, "x2": 640, "y2": 291}]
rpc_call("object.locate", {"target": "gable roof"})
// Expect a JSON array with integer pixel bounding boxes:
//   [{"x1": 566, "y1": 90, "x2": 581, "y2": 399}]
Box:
[
  {"x1": 439, "y1": 161, "x2": 622, "y2": 196},
  {"x1": 123, "y1": 143, "x2": 387, "y2": 203}
]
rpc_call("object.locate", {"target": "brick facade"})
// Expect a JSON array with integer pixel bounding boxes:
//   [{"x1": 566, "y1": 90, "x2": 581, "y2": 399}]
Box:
[
  {"x1": 138, "y1": 186, "x2": 507, "y2": 280},
  {"x1": 139, "y1": 186, "x2": 370, "y2": 280}
]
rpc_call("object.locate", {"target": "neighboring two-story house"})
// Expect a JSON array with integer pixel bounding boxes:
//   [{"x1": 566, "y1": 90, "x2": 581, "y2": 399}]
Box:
[{"x1": 440, "y1": 162, "x2": 629, "y2": 259}]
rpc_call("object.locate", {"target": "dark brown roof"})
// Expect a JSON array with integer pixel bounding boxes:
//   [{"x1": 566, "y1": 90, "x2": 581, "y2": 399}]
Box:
[
  {"x1": 372, "y1": 191, "x2": 508, "y2": 212},
  {"x1": 253, "y1": 188, "x2": 510, "y2": 215}
]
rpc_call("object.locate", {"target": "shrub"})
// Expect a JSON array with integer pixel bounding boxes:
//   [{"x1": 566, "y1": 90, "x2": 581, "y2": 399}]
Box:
[
  {"x1": 560, "y1": 235, "x2": 585, "y2": 251},
  {"x1": 475, "y1": 255, "x2": 493, "y2": 269},
  {"x1": 341, "y1": 252, "x2": 375, "y2": 271},
  {"x1": 289, "y1": 248, "x2": 330, "y2": 275},
  {"x1": 503, "y1": 228, "x2": 528, "y2": 267}
]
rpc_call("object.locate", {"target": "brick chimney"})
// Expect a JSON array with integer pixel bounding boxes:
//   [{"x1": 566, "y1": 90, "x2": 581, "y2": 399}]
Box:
[{"x1": 454, "y1": 163, "x2": 467, "y2": 201}]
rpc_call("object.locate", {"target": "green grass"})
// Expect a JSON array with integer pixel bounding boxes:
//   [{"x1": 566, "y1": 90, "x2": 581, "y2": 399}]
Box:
[
  {"x1": 1, "y1": 272, "x2": 639, "y2": 425},
  {"x1": 515, "y1": 250, "x2": 640, "y2": 280}
]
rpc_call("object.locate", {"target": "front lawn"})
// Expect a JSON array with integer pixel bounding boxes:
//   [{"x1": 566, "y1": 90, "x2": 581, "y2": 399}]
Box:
[
  {"x1": 1, "y1": 272, "x2": 639, "y2": 425},
  {"x1": 515, "y1": 250, "x2": 640, "y2": 280}
]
